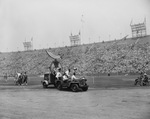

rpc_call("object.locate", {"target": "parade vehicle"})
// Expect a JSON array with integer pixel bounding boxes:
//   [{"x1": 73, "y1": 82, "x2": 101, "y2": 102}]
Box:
[
  {"x1": 55, "y1": 77, "x2": 89, "y2": 92},
  {"x1": 41, "y1": 50, "x2": 89, "y2": 91},
  {"x1": 41, "y1": 68, "x2": 89, "y2": 91},
  {"x1": 41, "y1": 50, "x2": 62, "y2": 88}
]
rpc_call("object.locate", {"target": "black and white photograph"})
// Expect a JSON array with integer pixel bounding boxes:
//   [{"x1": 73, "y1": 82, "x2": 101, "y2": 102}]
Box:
[{"x1": 0, "y1": 0, "x2": 150, "y2": 119}]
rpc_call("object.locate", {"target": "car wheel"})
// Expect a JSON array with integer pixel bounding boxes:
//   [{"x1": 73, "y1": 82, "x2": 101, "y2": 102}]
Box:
[
  {"x1": 71, "y1": 84, "x2": 79, "y2": 92},
  {"x1": 82, "y1": 87, "x2": 88, "y2": 91},
  {"x1": 43, "y1": 82, "x2": 47, "y2": 88}
]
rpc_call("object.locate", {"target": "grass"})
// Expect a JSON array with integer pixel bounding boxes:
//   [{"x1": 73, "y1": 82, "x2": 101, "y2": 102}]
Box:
[{"x1": 0, "y1": 75, "x2": 139, "y2": 89}]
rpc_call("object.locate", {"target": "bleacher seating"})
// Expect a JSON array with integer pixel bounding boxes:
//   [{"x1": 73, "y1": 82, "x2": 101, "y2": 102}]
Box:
[{"x1": 0, "y1": 35, "x2": 150, "y2": 76}]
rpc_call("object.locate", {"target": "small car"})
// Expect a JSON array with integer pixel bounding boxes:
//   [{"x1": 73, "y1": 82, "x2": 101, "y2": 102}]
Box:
[{"x1": 55, "y1": 77, "x2": 89, "y2": 92}]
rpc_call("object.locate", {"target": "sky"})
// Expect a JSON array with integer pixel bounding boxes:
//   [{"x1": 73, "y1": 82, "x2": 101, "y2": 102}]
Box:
[{"x1": 0, "y1": 0, "x2": 150, "y2": 52}]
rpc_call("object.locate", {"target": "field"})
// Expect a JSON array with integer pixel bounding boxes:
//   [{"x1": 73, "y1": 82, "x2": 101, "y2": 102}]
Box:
[{"x1": 0, "y1": 75, "x2": 150, "y2": 119}]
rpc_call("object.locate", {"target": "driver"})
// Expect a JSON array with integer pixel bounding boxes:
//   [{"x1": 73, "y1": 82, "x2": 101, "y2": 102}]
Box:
[
  {"x1": 71, "y1": 72, "x2": 78, "y2": 81},
  {"x1": 71, "y1": 68, "x2": 78, "y2": 81}
]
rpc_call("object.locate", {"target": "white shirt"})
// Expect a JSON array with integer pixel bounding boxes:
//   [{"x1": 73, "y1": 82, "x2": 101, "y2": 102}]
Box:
[
  {"x1": 71, "y1": 75, "x2": 77, "y2": 80},
  {"x1": 65, "y1": 70, "x2": 70, "y2": 77},
  {"x1": 17, "y1": 73, "x2": 21, "y2": 77},
  {"x1": 63, "y1": 75, "x2": 68, "y2": 81},
  {"x1": 56, "y1": 72, "x2": 62, "y2": 79}
]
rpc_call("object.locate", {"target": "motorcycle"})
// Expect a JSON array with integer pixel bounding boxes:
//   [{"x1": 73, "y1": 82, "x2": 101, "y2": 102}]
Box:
[{"x1": 134, "y1": 77, "x2": 149, "y2": 86}]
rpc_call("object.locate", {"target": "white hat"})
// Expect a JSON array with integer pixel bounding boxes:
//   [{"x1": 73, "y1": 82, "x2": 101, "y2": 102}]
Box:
[{"x1": 144, "y1": 73, "x2": 147, "y2": 75}]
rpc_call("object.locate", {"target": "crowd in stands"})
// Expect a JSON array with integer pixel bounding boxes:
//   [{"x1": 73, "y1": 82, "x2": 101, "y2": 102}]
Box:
[{"x1": 0, "y1": 36, "x2": 150, "y2": 76}]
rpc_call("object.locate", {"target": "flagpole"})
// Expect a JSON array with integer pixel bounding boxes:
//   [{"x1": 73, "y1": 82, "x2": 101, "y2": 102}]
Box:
[{"x1": 81, "y1": 14, "x2": 84, "y2": 44}]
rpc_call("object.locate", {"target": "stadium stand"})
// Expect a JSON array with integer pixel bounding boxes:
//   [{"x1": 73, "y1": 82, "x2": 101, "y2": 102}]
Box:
[{"x1": 0, "y1": 35, "x2": 150, "y2": 76}]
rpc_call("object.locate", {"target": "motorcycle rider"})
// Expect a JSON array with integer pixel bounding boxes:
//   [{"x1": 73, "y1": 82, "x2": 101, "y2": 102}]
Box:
[
  {"x1": 139, "y1": 71, "x2": 144, "y2": 86},
  {"x1": 143, "y1": 73, "x2": 149, "y2": 85}
]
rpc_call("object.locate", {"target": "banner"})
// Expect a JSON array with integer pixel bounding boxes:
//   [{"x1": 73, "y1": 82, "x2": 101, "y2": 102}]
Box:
[{"x1": 46, "y1": 50, "x2": 61, "y2": 59}]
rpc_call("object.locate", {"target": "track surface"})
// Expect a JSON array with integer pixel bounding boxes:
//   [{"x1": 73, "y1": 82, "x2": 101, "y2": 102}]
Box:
[{"x1": 0, "y1": 75, "x2": 150, "y2": 119}]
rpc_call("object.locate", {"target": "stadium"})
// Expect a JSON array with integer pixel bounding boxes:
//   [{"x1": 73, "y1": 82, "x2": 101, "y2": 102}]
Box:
[
  {"x1": 0, "y1": 0, "x2": 150, "y2": 119},
  {"x1": 0, "y1": 34, "x2": 150, "y2": 119}
]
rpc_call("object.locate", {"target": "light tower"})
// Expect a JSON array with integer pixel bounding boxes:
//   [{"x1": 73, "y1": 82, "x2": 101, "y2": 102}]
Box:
[
  {"x1": 70, "y1": 31, "x2": 81, "y2": 46},
  {"x1": 23, "y1": 37, "x2": 33, "y2": 51},
  {"x1": 130, "y1": 18, "x2": 147, "y2": 38}
]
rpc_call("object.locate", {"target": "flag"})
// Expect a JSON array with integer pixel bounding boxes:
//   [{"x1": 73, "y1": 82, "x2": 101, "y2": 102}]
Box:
[{"x1": 46, "y1": 50, "x2": 61, "y2": 59}]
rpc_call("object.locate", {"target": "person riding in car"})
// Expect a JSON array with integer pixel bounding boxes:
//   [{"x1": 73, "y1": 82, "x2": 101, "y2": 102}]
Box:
[
  {"x1": 65, "y1": 68, "x2": 71, "y2": 79},
  {"x1": 62, "y1": 72, "x2": 69, "y2": 82},
  {"x1": 143, "y1": 73, "x2": 149, "y2": 82},
  {"x1": 56, "y1": 68, "x2": 62, "y2": 80}
]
